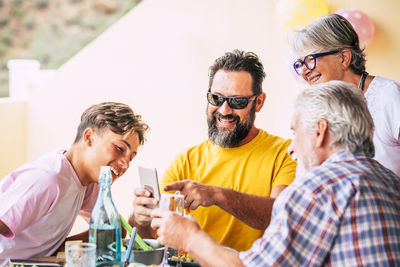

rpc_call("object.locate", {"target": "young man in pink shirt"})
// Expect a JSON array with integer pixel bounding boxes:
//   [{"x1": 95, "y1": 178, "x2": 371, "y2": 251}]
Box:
[{"x1": 0, "y1": 102, "x2": 149, "y2": 259}]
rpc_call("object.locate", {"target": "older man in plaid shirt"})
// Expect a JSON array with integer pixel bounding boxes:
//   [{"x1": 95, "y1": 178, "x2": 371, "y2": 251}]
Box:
[{"x1": 151, "y1": 80, "x2": 400, "y2": 267}]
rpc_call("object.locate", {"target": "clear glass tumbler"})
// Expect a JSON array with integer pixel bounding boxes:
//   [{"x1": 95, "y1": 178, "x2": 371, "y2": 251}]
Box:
[
  {"x1": 65, "y1": 242, "x2": 96, "y2": 267},
  {"x1": 159, "y1": 192, "x2": 184, "y2": 267}
]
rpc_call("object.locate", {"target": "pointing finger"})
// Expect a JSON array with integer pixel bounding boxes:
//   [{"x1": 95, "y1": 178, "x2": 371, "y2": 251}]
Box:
[{"x1": 164, "y1": 181, "x2": 187, "y2": 192}]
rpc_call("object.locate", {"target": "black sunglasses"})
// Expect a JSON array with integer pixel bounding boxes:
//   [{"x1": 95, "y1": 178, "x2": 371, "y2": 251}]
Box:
[{"x1": 207, "y1": 92, "x2": 258, "y2": 109}]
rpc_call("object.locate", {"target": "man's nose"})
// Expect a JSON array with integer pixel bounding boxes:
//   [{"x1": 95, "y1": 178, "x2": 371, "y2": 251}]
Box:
[
  {"x1": 118, "y1": 157, "x2": 130, "y2": 170},
  {"x1": 217, "y1": 100, "x2": 233, "y2": 115}
]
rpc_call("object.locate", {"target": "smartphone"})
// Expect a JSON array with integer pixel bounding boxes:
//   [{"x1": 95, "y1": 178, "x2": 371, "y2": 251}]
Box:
[{"x1": 138, "y1": 166, "x2": 161, "y2": 208}]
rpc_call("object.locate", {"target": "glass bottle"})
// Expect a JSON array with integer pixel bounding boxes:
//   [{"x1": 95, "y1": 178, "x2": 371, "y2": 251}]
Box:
[{"x1": 89, "y1": 166, "x2": 122, "y2": 263}]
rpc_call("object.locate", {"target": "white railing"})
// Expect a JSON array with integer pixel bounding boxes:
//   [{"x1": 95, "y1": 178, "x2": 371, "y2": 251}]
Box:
[{"x1": 7, "y1": 59, "x2": 57, "y2": 100}]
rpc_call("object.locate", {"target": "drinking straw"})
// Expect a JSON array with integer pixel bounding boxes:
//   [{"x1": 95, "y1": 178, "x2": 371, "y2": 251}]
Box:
[{"x1": 124, "y1": 227, "x2": 137, "y2": 267}]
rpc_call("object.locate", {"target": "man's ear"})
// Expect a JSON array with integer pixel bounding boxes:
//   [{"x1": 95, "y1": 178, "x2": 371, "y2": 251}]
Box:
[
  {"x1": 83, "y1": 128, "x2": 95, "y2": 147},
  {"x1": 255, "y1": 92, "x2": 266, "y2": 112},
  {"x1": 340, "y1": 49, "x2": 352, "y2": 70},
  {"x1": 315, "y1": 119, "x2": 328, "y2": 147}
]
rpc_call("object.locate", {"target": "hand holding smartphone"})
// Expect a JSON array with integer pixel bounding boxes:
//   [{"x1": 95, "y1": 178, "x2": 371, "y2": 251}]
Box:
[{"x1": 138, "y1": 166, "x2": 161, "y2": 209}]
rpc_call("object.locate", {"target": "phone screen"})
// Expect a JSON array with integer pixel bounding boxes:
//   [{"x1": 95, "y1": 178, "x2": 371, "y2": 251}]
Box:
[{"x1": 138, "y1": 166, "x2": 161, "y2": 208}]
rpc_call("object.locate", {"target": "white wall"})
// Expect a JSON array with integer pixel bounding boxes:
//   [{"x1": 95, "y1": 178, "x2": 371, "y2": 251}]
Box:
[
  {"x1": 0, "y1": 99, "x2": 26, "y2": 178},
  {"x1": 26, "y1": 0, "x2": 303, "y2": 221},
  {"x1": 17, "y1": 0, "x2": 400, "y2": 231}
]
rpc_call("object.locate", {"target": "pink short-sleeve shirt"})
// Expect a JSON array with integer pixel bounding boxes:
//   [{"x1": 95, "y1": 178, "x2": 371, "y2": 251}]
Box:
[{"x1": 0, "y1": 149, "x2": 99, "y2": 259}]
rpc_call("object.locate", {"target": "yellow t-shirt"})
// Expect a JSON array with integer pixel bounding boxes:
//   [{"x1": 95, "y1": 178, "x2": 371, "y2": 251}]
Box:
[{"x1": 161, "y1": 129, "x2": 296, "y2": 251}]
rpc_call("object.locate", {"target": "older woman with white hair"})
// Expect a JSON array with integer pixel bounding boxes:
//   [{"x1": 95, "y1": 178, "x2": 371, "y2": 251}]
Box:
[{"x1": 290, "y1": 13, "x2": 400, "y2": 176}]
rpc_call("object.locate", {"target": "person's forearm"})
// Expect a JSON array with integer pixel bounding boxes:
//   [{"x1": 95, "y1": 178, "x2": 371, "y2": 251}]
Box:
[
  {"x1": 128, "y1": 213, "x2": 155, "y2": 239},
  {"x1": 397, "y1": 131, "x2": 400, "y2": 145},
  {"x1": 186, "y1": 228, "x2": 244, "y2": 267},
  {"x1": 214, "y1": 187, "x2": 275, "y2": 230},
  {"x1": 0, "y1": 220, "x2": 10, "y2": 236}
]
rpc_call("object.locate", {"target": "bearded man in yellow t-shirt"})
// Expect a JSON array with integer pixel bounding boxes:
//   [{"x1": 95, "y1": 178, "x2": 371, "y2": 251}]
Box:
[{"x1": 129, "y1": 50, "x2": 296, "y2": 252}]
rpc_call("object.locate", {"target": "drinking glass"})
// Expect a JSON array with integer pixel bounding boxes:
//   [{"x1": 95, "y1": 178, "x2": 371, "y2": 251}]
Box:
[
  {"x1": 66, "y1": 242, "x2": 96, "y2": 267},
  {"x1": 159, "y1": 192, "x2": 184, "y2": 267}
]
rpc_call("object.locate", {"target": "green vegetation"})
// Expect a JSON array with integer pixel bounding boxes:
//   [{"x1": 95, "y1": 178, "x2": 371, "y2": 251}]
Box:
[
  {"x1": 0, "y1": 0, "x2": 142, "y2": 97},
  {"x1": 120, "y1": 214, "x2": 153, "y2": 251}
]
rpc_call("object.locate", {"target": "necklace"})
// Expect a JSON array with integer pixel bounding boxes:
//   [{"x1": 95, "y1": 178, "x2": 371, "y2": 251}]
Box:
[{"x1": 358, "y1": 71, "x2": 369, "y2": 91}]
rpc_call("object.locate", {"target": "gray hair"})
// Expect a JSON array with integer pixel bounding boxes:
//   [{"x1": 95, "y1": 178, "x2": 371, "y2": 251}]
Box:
[
  {"x1": 295, "y1": 81, "x2": 374, "y2": 156},
  {"x1": 290, "y1": 13, "x2": 366, "y2": 75}
]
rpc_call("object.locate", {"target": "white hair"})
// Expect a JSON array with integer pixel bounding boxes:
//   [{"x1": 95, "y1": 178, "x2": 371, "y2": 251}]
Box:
[
  {"x1": 290, "y1": 14, "x2": 366, "y2": 75},
  {"x1": 295, "y1": 81, "x2": 374, "y2": 156}
]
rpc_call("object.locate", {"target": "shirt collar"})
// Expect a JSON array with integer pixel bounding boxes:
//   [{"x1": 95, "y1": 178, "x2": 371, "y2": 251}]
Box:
[
  {"x1": 321, "y1": 149, "x2": 369, "y2": 166},
  {"x1": 293, "y1": 149, "x2": 370, "y2": 184}
]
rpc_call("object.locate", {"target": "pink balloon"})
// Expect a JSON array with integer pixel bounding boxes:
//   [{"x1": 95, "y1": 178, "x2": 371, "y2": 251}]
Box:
[{"x1": 336, "y1": 8, "x2": 374, "y2": 49}]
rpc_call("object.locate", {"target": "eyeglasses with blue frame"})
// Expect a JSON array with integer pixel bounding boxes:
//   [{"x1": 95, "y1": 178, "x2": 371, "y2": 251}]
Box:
[{"x1": 293, "y1": 50, "x2": 340, "y2": 75}]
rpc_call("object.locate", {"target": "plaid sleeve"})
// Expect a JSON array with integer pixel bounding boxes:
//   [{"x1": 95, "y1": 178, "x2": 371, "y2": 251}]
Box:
[{"x1": 240, "y1": 183, "x2": 349, "y2": 266}]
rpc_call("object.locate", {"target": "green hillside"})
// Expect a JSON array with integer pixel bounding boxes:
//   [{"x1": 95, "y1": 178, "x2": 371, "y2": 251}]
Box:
[{"x1": 0, "y1": 0, "x2": 141, "y2": 97}]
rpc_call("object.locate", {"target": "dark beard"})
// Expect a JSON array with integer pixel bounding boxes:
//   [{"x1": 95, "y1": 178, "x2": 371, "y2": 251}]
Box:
[{"x1": 207, "y1": 103, "x2": 256, "y2": 148}]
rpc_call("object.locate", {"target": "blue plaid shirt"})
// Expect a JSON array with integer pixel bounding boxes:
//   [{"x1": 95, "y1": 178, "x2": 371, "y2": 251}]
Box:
[{"x1": 239, "y1": 150, "x2": 400, "y2": 266}]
